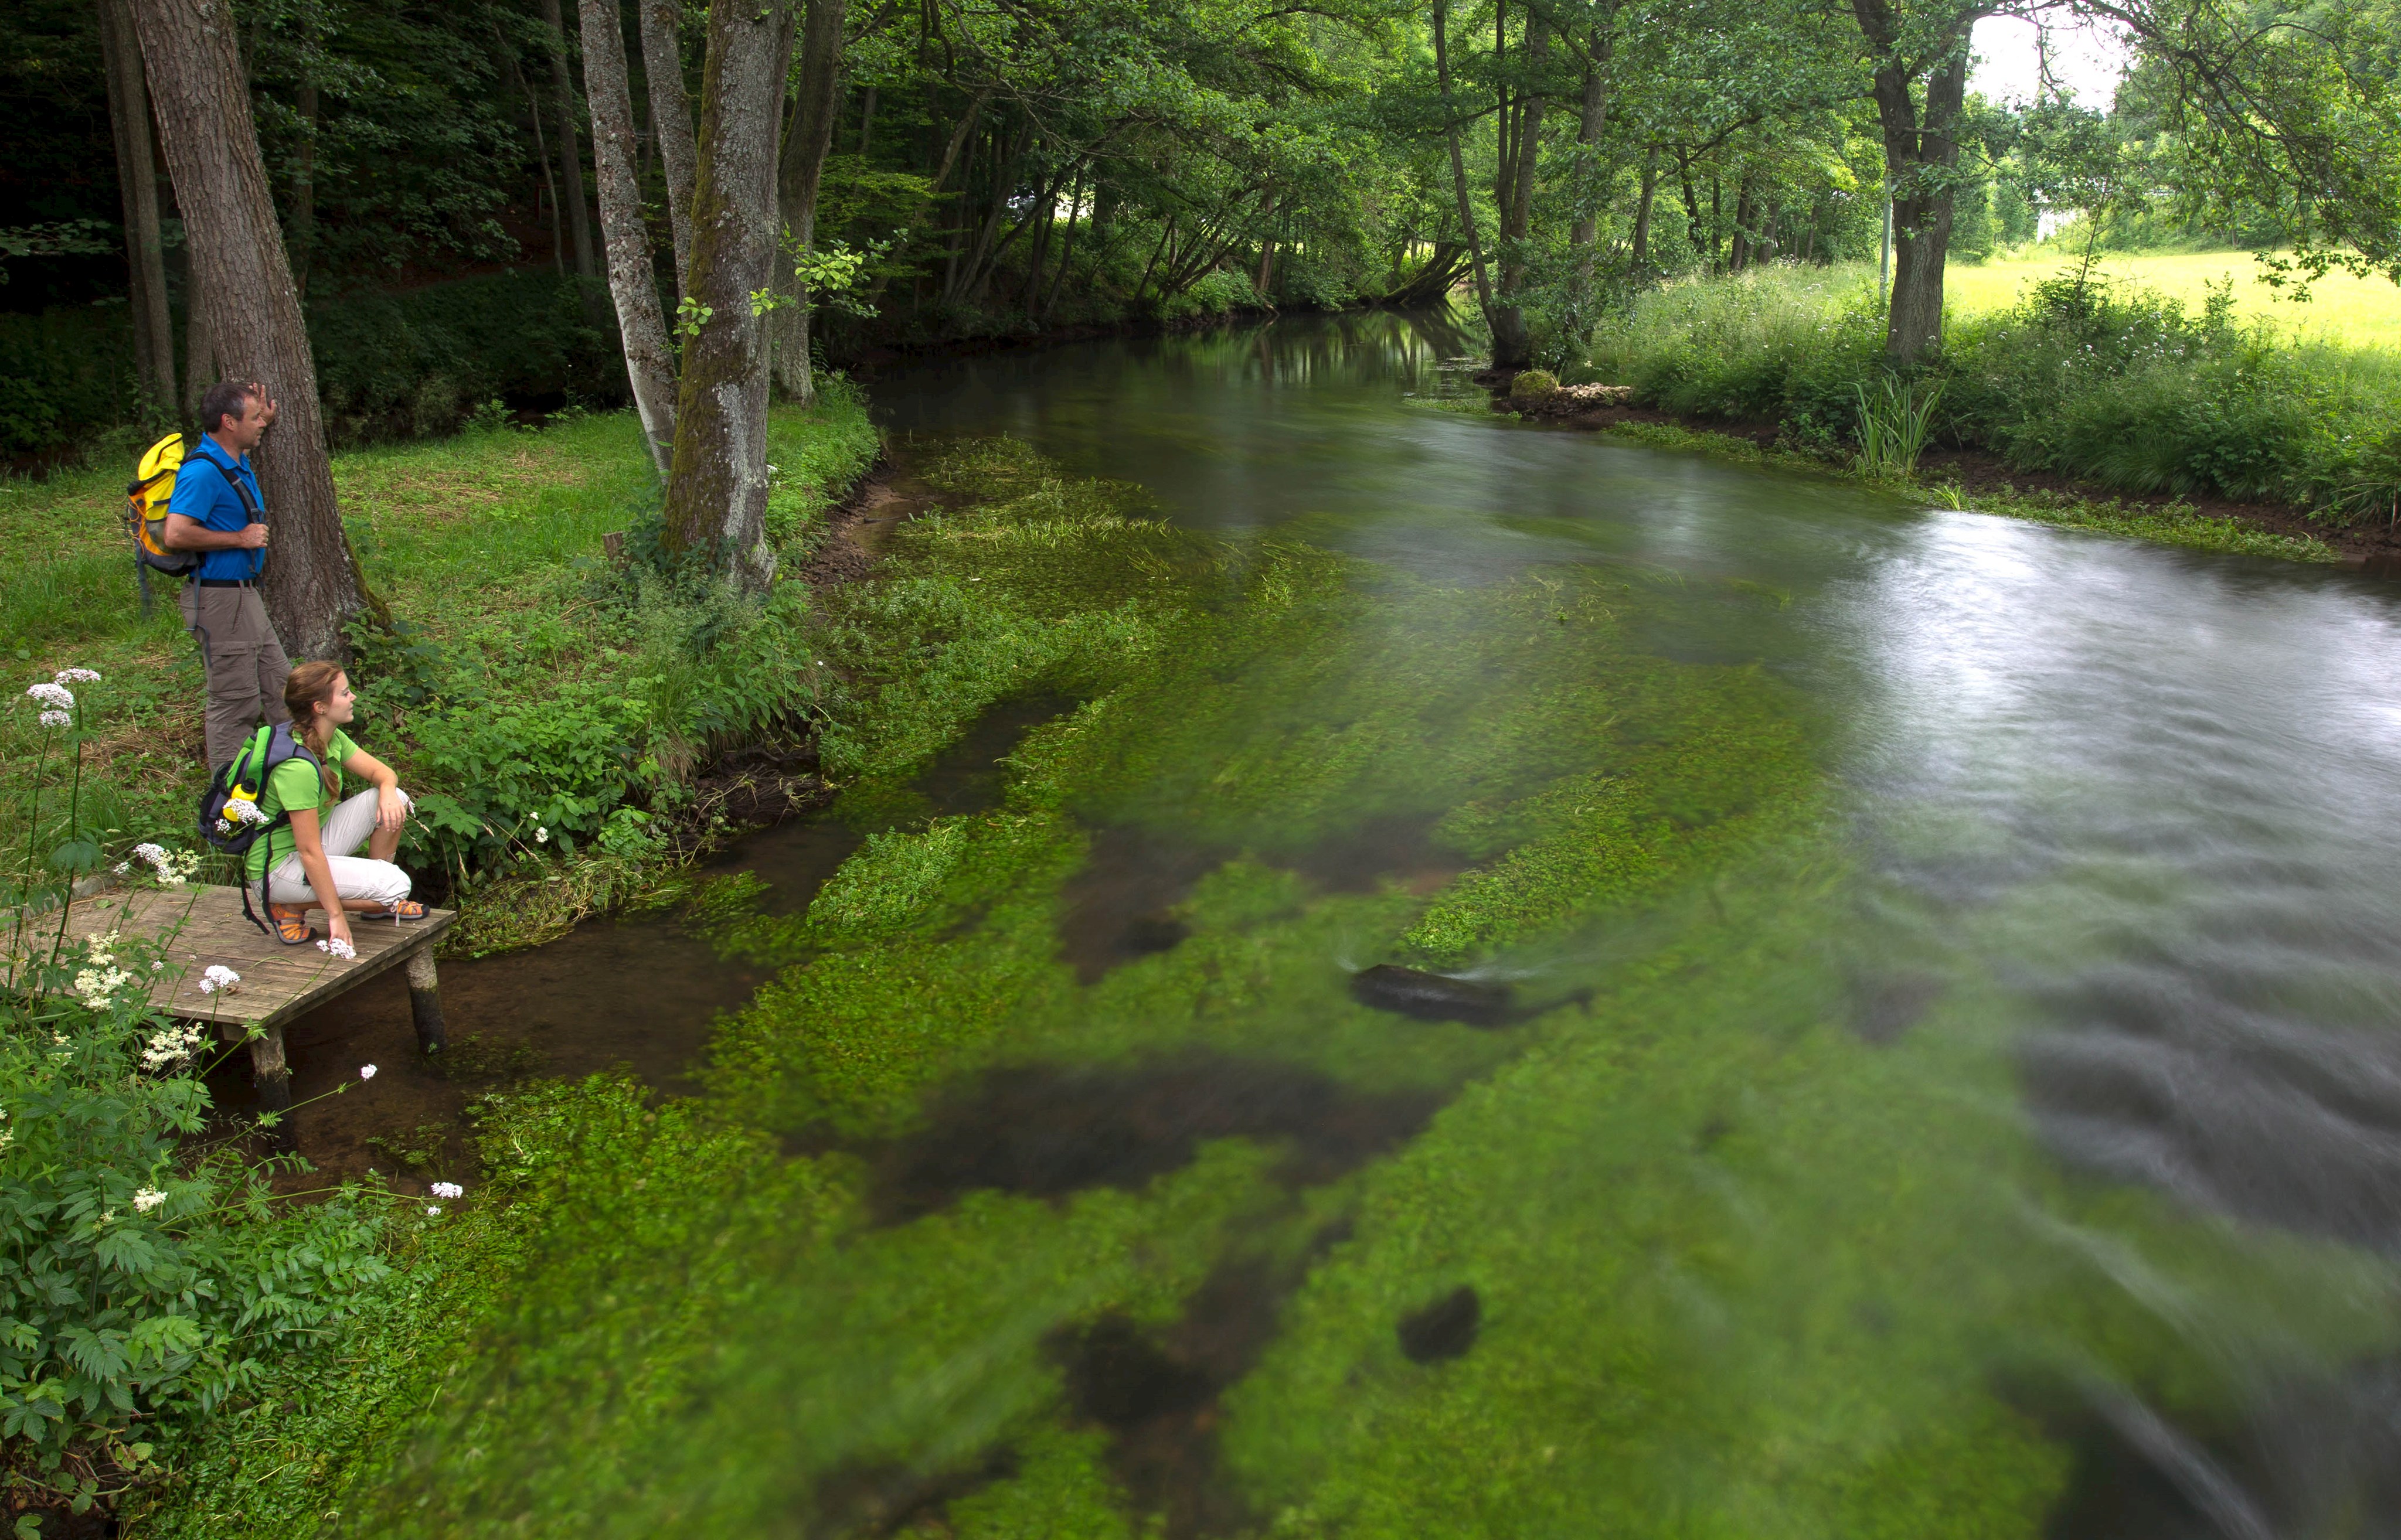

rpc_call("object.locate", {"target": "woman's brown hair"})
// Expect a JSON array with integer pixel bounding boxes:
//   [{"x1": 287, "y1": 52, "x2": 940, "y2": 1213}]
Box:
[{"x1": 283, "y1": 661, "x2": 345, "y2": 797}]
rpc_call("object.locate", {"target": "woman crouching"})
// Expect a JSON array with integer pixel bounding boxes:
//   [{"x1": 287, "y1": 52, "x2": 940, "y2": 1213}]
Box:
[{"x1": 255, "y1": 660, "x2": 426, "y2": 946}]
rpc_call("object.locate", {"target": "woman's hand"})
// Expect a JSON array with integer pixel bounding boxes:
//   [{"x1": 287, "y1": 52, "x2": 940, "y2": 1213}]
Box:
[
  {"x1": 327, "y1": 909, "x2": 354, "y2": 948},
  {"x1": 376, "y1": 784, "x2": 409, "y2": 833}
]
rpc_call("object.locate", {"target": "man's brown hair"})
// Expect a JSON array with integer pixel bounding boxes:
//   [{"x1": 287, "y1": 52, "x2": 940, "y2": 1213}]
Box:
[{"x1": 197, "y1": 379, "x2": 257, "y2": 437}]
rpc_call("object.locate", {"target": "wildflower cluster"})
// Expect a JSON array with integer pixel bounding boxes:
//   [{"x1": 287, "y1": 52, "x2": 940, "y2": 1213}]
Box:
[
  {"x1": 140, "y1": 1021, "x2": 206, "y2": 1069},
  {"x1": 317, "y1": 936, "x2": 358, "y2": 960},
  {"x1": 25, "y1": 669, "x2": 97, "y2": 730},
  {"x1": 72, "y1": 933, "x2": 132, "y2": 1012},
  {"x1": 198, "y1": 964, "x2": 242, "y2": 996},
  {"x1": 115, "y1": 842, "x2": 200, "y2": 886}
]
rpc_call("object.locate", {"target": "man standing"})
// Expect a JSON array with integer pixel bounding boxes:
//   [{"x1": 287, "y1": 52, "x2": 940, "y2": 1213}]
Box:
[{"x1": 166, "y1": 379, "x2": 290, "y2": 768}]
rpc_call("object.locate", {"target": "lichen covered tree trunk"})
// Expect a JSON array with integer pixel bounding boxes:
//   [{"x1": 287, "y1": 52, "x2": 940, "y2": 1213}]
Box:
[
  {"x1": 638, "y1": 0, "x2": 697, "y2": 297},
  {"x1": 770, "y1": 0, "x2": 848, "y2": 404},
  {"x1": 134, "y1": 0, "x2": 368, "y2": 660},
  {"x1": 579, "y1": 0, "x2": 676, "y2": 474},
  {"x1": 660, "y1": 0, "x2": 798, "y2": 589}
]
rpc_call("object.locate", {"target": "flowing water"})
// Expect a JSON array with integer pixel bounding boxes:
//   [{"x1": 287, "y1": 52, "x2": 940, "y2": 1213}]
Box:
[{"x1": 354, "y1": 312, "x2": 2401, "y2": 1536}]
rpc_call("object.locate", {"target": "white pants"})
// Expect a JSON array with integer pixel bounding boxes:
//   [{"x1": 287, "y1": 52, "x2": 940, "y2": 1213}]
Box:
[{"x1": 267, "y1": 788, "x2": 414, "y2": 907}]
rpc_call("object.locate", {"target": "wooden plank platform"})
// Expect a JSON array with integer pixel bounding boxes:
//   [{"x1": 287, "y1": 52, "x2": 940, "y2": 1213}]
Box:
[
  {"x1": 13, "y1": 884, "x2": 457, "y2": 1141},
  {"x1": 21, "y1": 883, "x2": 454, "y2": 1033}
]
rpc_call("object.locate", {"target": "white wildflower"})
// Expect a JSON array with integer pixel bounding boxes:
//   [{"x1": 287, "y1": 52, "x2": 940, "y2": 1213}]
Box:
[
  {"x1": 424, "y1": 1205, "x2": 442, "y2": 1216},
  {"x1": 151, "y1": 961, "x2": 162, "y2": 972},
  {"x1": 53, "y1": 668, "x2": 100, "y2": 684},
  {"x1": 132, "y1": 1188, "x2": 166, "y2": 1212},
  {"x1": 198, "y1": 964, "x2": 240, "y2": 996},
  {"x1": 317, "y1": 936, "x2": 358, "y2": 960},
  {"x1": 140, "y1": 1023, "x2": 204, "y2": 1068},
  {"x1": 114, "y1": 861, "x2": 131, "y2": 875},
  {"x1": 97, "y1": 1210, "x2": 117, "y2": 1226},
  {"x1": 73, "y1": 965, "x2": 130, "y2": 1011},
  {"x1": 533, "y1": 826, "x2": 550, "y2": 844},
  {"x1": 39, "y1": 710, "x2": 70, "y2": 729},
  {"x1": 85, "y1": 932, "x2": 118, "y2": 966},
  {"x1": 359, "y1": 1064, "x2": 378, "y2": 1080},
  {"x1": 26, "y1": 682, "x2": 73, "y2": 710},
  {"x1": 429, "y1": 1181, "x2": 464, "y2": 1199}
]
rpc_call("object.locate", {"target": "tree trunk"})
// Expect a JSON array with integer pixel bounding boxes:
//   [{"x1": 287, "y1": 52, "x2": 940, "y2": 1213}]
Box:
[
  {"x1": 181, "y1": 261, "x2": 213, "y2": 414},
  {"x1": 638, "y1": 0, "x2": 697, "y2": 297},
  {"x1": 1730, "y1": 169, "x2": 1755, "y2": 272},
  {"x1": 770, "y1": 0, "x2": 847, "y2": 403},
  {"x1": 1040, "y1": 162, "x2": 1084, "y2": 321},
  {"x1": 1853, "y1": 0, "x2": 1972, "y2": 361},
  {"x1": 661, "y1": 0, "x2": 798, "y2": 588},
  {"x1": 856, "y1": 82, "x2": 875, "y2": 155},
  {"x1": 1486, "y1": 9, "x2": 1546, "y2": 367},
  {"x1": 96, "y1": 0, "x2": 176, "y2": 414},
  {"x1": 1633, "y1": 148, "x2": 1657, "y2": 269},
  {"x1": 290, "y1": 76, "x2": 317, "y2": 297},
  {"x1": 1432, "y1": 0, "x2": 1497, "y2": 323},
  {"x1": 580, "y1": 0, "x2": 676, "y2": 474},
  {"x1": 134, "y1": 0, "x2": 366, "y2": 661},
  {"x1": 1567, "y1": 28, "x2": 1614, "y2": 301},
  {"x1": 538, "y1": 0, "x2": 597, "y2": 279},
  {"x1": 499, "y1": 36, "x2": 566, "y2": 274}
]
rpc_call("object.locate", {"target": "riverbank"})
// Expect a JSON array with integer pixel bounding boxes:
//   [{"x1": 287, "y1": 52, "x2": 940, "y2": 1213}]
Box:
[
  {"x1": 0, "y1": 385, "x2": 880, "y2": 959},
  {"x1": 1564, "y1": 265, "x2": 2401, "y2": 566},
  {"x1": 1500, "y1": 396, "x2": 2349, "y2": 564}
]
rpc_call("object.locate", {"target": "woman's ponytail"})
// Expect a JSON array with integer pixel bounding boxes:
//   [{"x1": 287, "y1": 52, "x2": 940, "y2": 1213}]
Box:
[{"x1": 282, "y1": 660, "x2": 345, "y2": 798}]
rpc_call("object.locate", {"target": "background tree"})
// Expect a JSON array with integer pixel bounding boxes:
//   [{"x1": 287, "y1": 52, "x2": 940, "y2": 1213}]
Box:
[
  {"x1": 580, "y1": 0, "x2": 676, "y2": 472},
  {"x1": 658, "y1": 0, "x2": 798, "y2": 587},
  {"x1": 132, "y1": 0, "x2": 368, "y2": 660}
]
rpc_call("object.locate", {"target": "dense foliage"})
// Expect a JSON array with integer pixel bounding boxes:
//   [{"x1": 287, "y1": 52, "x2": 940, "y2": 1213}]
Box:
[{"x1": 6, "y1": 0, "x2": 2398, "y2": 455}]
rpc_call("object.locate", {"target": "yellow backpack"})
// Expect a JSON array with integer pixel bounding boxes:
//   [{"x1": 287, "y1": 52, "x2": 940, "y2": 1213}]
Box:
[{"x1": 126, "y1": 431, "x2": 198, "y2": 578}]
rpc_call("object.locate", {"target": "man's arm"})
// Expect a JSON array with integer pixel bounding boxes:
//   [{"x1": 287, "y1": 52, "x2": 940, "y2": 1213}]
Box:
[{"x1": 163, "y1": 512, "x2": 267, "y2": 551}]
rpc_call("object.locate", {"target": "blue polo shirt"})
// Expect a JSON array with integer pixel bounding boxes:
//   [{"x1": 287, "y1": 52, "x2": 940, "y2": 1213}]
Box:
[{"x1": 168, "y1": 436, "x2": 266, "y2": 581}]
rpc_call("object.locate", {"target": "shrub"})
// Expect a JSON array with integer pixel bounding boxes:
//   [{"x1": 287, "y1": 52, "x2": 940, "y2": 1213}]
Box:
[
  {"x1": 1, "y1": 676, "x2": 390, "y2": 1520},
  {"x1": 1583, "y1": 263, "x2": 2401, "y2": 517},
  {"x1": 1508, "y1": 369, "x2": 1561, "y2": 403}
]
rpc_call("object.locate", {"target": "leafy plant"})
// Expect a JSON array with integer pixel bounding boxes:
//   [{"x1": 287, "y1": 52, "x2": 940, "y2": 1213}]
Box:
[{"x1": 1854, "y1": 376, "x2": 1945, "y2": 480}]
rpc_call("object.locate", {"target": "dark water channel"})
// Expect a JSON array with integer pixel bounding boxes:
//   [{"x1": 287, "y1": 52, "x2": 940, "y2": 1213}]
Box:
[
  {"x1": 208, "y1": 697, "x2": 1067, "y2": 1183},
  {"x1": 262, "y1": 311, "x2": 2401, "y2": 1534}
]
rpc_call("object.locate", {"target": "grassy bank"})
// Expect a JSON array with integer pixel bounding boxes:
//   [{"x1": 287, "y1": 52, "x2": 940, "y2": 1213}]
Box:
[
  {"x1": 114, "y1": 438, "x2": 2395, "y2": 1538},
  {"x1": 0, "y1": 386, "x2": 879, "y2": 952},
  {"x1": 1577, "y1": 264, "x2": 2401, "y2": 534}
]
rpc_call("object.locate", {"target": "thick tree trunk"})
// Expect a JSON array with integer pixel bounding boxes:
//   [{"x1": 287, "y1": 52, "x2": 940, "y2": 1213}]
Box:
[
  {"x1": 638, "y1": 0, "x2": 697, "y2": 297},
  {"x1": 1854, "y1": 0, "x2": 1971, "y2": 360},
  {"x1": 770, "y1": 0, "x2": 847, "y2": 403},
  {"x1": 134, "y1": 0, "x2": 366, "y2": 660},
  {"x1": 97, "y1": 0, "x2": 176, "y2": 414},
  {"x1": 1730, "y1": 169, "x2": 1756, "y2": 271},
  {"x1": 181, "y1": 263, "x2": 213, "y2": 414},
  {"x1": 538, "y1": 0, "x2": 598, "y2": 280},
  {"x1": 661, "y1": 0, "x2": 798, "y2": 588},
  {"x1": 580, "y1": 0, "x2": 677, "y2": 474},
  {"x1": 1432, "y1": 1, "x2": 1497, "y2": 323}
]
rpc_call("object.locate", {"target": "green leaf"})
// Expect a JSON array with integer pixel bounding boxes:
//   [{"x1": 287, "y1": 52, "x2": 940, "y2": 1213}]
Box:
[{"x1": 48, "y1": 839, "x2": 101, "y2": 874}]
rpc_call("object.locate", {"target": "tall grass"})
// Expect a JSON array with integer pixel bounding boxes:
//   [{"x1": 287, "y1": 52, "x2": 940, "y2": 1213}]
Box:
[{"x1": 1579, "y1": 265, "x2": 2401, "y2": 520}]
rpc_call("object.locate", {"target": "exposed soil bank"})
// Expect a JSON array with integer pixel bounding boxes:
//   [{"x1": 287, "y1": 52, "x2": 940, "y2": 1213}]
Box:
[{"x1": 1505, "y1": 391, "x2": 2396, "y2": 565}]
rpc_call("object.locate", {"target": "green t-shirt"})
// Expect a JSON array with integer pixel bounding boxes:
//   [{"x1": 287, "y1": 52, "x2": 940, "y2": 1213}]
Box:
[{"x1": 246, "y1": 727, "x2": 358, "y2": 878}]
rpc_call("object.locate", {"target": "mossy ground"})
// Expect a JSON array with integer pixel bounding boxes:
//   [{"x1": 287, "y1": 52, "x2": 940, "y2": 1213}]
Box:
[{"x1": 126, "y1": 437, "x2": 2395, "y2": 1538}]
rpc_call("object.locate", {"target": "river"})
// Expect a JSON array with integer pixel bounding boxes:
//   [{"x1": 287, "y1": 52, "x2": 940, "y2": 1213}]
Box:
[{"x1": 331, "y1": 311, "x2": 2401, "y2": 1536}]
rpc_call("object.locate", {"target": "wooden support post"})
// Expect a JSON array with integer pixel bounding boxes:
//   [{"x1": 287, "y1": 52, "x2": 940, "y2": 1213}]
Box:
[
  {"x1": 249, "y1": 1023, "x2": 295, "y2": 1150},
  {"x1": 406, "y1": 946, "x2": 447, "y2": 1054}
]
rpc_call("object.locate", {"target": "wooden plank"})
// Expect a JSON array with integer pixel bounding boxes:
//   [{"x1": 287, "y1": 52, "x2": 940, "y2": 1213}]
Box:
[{"x1": 12, "y1": 884, "x2": 455, "y2": 1033}]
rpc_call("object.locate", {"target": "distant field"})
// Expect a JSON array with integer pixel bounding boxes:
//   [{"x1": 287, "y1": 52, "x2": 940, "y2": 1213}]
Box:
[{"x1": 1946, "y1": 248, "x2": 2401, "y2": 349}]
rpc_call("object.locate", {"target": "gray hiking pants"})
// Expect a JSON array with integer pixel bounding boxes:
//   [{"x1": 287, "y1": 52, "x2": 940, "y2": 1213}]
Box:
[{"x1": 181, "y1": 582, "x2": 291, "y2": 769}]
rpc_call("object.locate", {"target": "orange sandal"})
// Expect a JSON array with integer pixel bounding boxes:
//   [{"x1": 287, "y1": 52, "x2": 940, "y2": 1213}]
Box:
[
  {"x1": 358, "y1": 900, "x2": 428, "y2": 922},
  {"x1": 268, "y1": 904, "x2": 315, "y2": 945}
]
